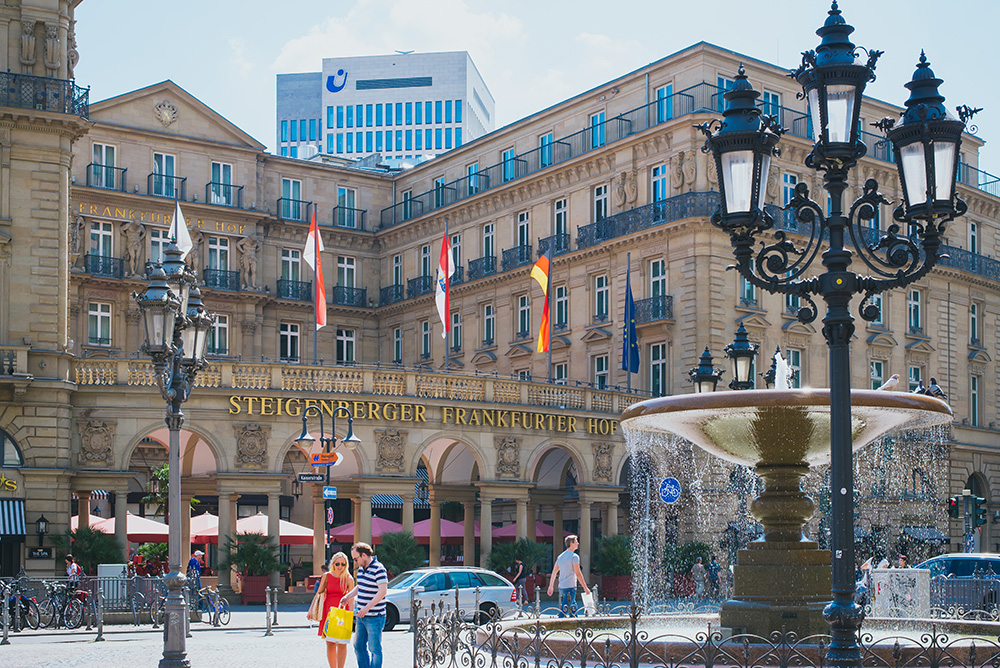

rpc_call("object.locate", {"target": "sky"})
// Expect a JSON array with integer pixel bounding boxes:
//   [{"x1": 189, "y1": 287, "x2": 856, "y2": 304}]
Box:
[{"x1": 75, "y1": 0, "x2": 1000, "y2": 170}]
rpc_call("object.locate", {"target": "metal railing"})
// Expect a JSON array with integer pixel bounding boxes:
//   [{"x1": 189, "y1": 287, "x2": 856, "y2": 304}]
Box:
[
  {"x1": 202, "y1": 268, "x2": 241, "y2": 291},
  {"x1": 277, "y1": 198, "x2": 312, "y2": 223},
  {"x1": 958, "y1": 162, "x2": 1000, "y2": 198},
  {"x1": 467, "y1": 255, "x2": 496, "y2": 281},
  {"x1": 502, "y1": 244, "x2": 533, "y2": 272},
  {"x1": 276, "y1": 279, "x2": 311, "y2": 301},
  {"x1": 83, "y1": 254, "x2": 125, "y2": 279},
  {"x1": 537, "y1": 233, "x2": 571, "y2": 257},
  {"x1": 330, "y1": 285, "x2": 367, "y2": 307},
  {"x1": 0, "y1": 72, "x2": 89, "y2": 117},
  {"x1": 449, "y1": 265, "x2": 465, "y2": 286},
  {"x1": 332, "y1": 206, "x2": 366, "y2": 230},
  {"x1": 379, "y1": 284, "x2": 404, "y2": 306},
  {"x1": 147, "y1": 173, "x2": 186, "y2": 200},
  {"x1": 578, "y1": 192, "x2": 719, "y2": 248},
  {"x1": 206, "y1": 182, "x2": 243, "y2": 208},
  {"x1": 634, "y1": 294, "x2": 673, "y2": 323},
  {"x1": 407, "y1": 275, "x2": 434, "y2": 298},
  {"x1": 86, "y1": 163, "x2": 127, "y2": 192}
]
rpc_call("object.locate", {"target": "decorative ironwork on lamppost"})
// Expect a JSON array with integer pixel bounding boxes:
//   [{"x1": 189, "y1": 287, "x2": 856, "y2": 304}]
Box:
[
  {"x1": 687, "y1": 346, "x2": 724, "y2": 394},
  {"x1": 294, "y1": 405, "x2": 360, "y2": 564},
  {"x1": 723, "y1": 322, "x2": 759, "y2": 391},
  {"x1": 761, "y1": 346, "x2": 781, "y2": 389},
  {"x1": 134, "y1": 242, "x2": 214, "y2": 668},
  {"x1": 696, "y1": 3, "x2": 969, "y2": 665}
]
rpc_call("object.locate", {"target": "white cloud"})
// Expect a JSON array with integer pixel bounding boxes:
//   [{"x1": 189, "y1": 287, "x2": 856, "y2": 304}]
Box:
[{"x1": 228, "y1": 38, "x2": 255, "y2": 79}]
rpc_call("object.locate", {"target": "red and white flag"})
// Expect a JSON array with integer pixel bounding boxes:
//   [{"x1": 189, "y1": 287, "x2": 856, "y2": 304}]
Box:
[
  {"x1": 435, "y1": 234, "x2": 455, "y2": 338},
  {"x1": 304, "y1": 210, "x2": 326, "y2": 330}
]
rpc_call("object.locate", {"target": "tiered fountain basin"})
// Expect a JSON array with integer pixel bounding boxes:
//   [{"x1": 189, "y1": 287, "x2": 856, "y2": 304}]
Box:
[{"x1": 621, "y1": 388, "x2": 953, "y2": 638}]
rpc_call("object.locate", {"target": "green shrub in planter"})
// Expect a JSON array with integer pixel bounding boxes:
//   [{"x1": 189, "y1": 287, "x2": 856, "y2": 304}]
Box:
[
  {"x1": 219, "y1": 531, "x2": 281, "y2": 576},
  {"x1": 376, "y1": 531, "x2": 425, "y2": 578},
  {"x1": 487, "y1": 539, "x2": 550, "y2": 577},
  {"x1": 593, "y1": 535, "x2": 632, "y2": 576},
  {"x1": 662, "y1": 540, "x2": 711, "y2": 575}
]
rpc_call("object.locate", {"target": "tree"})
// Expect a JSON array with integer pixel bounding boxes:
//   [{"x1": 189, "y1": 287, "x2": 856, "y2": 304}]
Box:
[
  {"x1": 53, "y1": 525, "x2": 124, "y2": 575},
  {"x1": 378, "y1": 531, "x2": 425, "y2": 578},
  {"x1": 138, "y1": 542, "x2": 168, "y2": 562},
  {"x1": 487, "y1": 539, "x2": 550, "y2": 576},
  {"x1": 141, "y1": 464, "x2": 198, "y2": 522},
  {"x1": 593, "y1": 535, "x2": 632, "y2": 576},
  {"x1": 219, "y1": 532, "x2": 282, "y2": 576}
]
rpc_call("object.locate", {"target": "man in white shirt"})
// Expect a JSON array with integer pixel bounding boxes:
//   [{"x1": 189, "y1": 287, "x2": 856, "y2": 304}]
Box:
[{"x1": 547, "y1": 534, "x2": 591, "y2": 617}]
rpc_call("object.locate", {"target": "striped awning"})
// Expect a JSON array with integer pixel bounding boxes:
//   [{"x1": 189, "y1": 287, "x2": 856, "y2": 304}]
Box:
[
  {"x1": 73, "y1": 490, "x2": 109, "y2": 499},
  {"x1": 0, "y1": 498, "x2": 26, "y2": 535},
  {"x1": 371, "y1": 468, "x2": 430, "y2": 510}
]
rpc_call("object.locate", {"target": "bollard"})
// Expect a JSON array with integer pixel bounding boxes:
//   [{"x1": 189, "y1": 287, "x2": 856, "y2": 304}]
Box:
[
  {"x1": 271, "y1": 587, "x2": 278, "y2": 626},
  {"x1": 211, "y1": 591, "x2": 220, "y2": 628},
  {"x1": 12, "y1": 587, "x2": 20, "y2": 633},
  {"x1": 95, "y1": 589, "x2": 105, "y2": 642},
  {"x1": 2, "y1": 582, "x2": 10, "y2": 645},
  {"x1": 184, "y1": 588, "x2": 192, "y2": 639},
  {"x1": 264, "y1": 586, "x2": 273, "y2": 636}
]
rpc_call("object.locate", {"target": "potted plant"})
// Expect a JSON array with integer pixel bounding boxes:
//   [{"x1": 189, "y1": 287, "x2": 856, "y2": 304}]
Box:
[
  {"x1": 593, "y1": 534, "x2": 633, "y2": 600},
  {"x1": 378, "y1": 531, "x2": 425, "y2": 579},
  {"x1": 219, "y1": 531, "x2": 282, "y2": 604},
  {"x1": 53, "y1": 525, "x2": 124, "y2": 575},
  {"x1": 662, "y1": 540, "x2": 711, "y2": 598}
]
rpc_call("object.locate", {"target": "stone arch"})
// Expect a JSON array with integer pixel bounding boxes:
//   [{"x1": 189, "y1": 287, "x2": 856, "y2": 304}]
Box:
[
  {"x1": 411, "y1": 432, "x2": 485, "y2": 486},
  {"x1": 120, "y1": 421, "x2": 226, "y2": 477},
  {"x1": 0, "y1": 427, "x2": 24, "y2": 467},
  {"x1": 525, "y1": 439, "x2": 589, "y2": 489},
  {"x1": 967, "y1": 471, "x2": 990, "y2": 501},
  {"x1": 272, "y1": 430, "x2": 366, "y2": 480}
]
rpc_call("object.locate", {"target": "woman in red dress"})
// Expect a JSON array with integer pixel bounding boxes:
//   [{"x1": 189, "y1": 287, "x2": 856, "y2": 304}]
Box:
[{"x1": 317, "y1": 552, "x2": 354, "y2": 668}]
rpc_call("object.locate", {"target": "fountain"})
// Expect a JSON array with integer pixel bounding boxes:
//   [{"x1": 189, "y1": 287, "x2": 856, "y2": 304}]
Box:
[{"x1": 620, "y1": 369, "x2": 952, "y2": 638}]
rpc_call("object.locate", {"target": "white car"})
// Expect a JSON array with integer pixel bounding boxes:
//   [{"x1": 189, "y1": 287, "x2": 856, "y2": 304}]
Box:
[{"x1": 382, "y1": 567, "x2": 518, "y2": 631}]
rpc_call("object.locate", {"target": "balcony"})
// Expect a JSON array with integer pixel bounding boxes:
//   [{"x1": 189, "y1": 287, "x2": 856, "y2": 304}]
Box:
[
  {"x1": 634, "y1": 295, "x2": 673, "y2": 324},
  {"x1": 206, "y1": 182, "x2": 243, "y2": 208},
  {"x1": 148, "y1": 172, "x2": 186, "y2": 200},
  {"x1": 538, "y1": 234, "x2": 571, "y2": 257},
  {"x1": 202, "y1": 268, "x2": 241, "y2": 291},
  {"x1": 332, "y1": 206, "x2": 366, "y2": 230},
  {"x1": 83, "y1": 254, "x2": 125, "y2": 279},
  {"x1": 86, "y1": 164, "x2": 127, "y2": 192},
  {"x1": 379, "y1": 284, "x2": 404, "y2": 307},
  {"x1": 331, "y1": 285, "x2": 367, "y2": 307},
  {"x1": 449, "y1": 265, "x2": 465, "y2": 286},
  {"x1": 502, "y1": 244, "x2": 533, "y2": 272},
  {"x1": 407, "y1": 276, "x2": 434, "y2": 299},
  {"x1": 276, "y1": 279, "x2": 311, "y2": 301},
  {"x1": 277, "y1": 198, "x2": 312, "y2": 223},
  {"x1": 467, "y1": 256, "x2": 496, "y2": 281},
  {"x1": 577, "y1": 192, "x2": 718, "y2": 249},
  {"x1": 0, "y1": 72, "x2": 89, "y2": 117}
]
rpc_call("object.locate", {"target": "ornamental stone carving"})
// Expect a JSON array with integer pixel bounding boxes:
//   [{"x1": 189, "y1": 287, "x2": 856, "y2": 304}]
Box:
[
  {"x1": 613, "y1": 170, "x2": 637, "y2": 209},
  {"x1": 234, "y1": 423, "x2": 270, "y2": 469},
  {"x1": 78, "y1": 420, "x2": 115, "y2": 468},
  {"x1": 593, "y1": 442, "x2": 614, "y2": 482},
  {"x1": 154, "y1": 100, "x2": 179, "y2": 127},
  {"x1": 495, "y1": 436, "x2": 520, "y2": 478},
  {"x1": 375, "y1": 428, "x2": 406, "y2": 473}
]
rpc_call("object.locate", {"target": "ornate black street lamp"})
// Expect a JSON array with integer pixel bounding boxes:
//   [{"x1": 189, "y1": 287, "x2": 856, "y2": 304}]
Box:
[
  {"x1": 294, "y1": 405, "x2": 360, "y2": 563},
  {"x1": 761, "y1": 346, "x2": 781, "y2": 389},
  {"x1": 35, "y1": 514, "x2": 48, "y2": 548},
  {"x1": 688, "y1": 346, "x2": 724, "y2": 393},
  {"x1": 134, "y1": 242, "x2": 214, "y2": 668},
  {"x1": 723, "y1": 323, "x2": 759, "y2": 391},
  {"x1": 697, "y1": 4, "x2": 968, "y2": 665}
]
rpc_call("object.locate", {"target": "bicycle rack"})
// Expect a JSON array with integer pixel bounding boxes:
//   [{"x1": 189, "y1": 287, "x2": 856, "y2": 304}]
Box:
[
  {"x1": 1, "y1": 581, "x2": 10, "y2": 645},
  {"x1": 271, "y1": 587, "x2": 279, "y2": 626},
  {"x1": 264, "y1": 586, "x2": 273, "y2": 636}
]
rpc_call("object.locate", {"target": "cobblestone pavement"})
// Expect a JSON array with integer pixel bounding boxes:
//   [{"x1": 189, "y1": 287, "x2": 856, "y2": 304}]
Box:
[{"x1": 0, "y1": 606, "x2": 414, "y2": 668}]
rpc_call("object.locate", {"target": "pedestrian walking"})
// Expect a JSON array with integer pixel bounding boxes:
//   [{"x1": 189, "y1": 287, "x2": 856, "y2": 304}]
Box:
[
  {"x1": 187, "y1": 550, "x2": 204, "y2": 598},
  {"x1": 512, "y1": 557, "x2": 527, "y2": 603},
  {"x1": 547, "y1": 534, "x2": 591, "y2": 617},
  {"x1": 706, "y1": 555, "x2": 721, "y2": 600},
  {"x1": 65, "y1": 554, "x2": 82, "y2": 588},
  {"x1": 342, "y1": 542, "x2": 388, "y2": 668},
  {"x1": 690, "y1": 557, "x2": 707, "y2": 600},
  {"x1": 318, "y1": 552, "x2": 355, "y2": 668}
]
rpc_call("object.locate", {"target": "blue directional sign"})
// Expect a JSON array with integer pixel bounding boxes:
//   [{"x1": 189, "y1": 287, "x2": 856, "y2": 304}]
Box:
[
  {"x1": 323, "y1": 486, "x2": 338, "y2": 500},
  {"x1": 659, "y1": 478, "x2": 681, "y2": 504}
]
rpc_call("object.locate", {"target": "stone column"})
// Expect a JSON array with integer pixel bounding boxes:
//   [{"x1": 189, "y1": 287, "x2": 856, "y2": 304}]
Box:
[
  {"x1": 606, "y1": 502, "x2": 619, "y2": 537},
  {"x1": 515, "y1": 498, "x2": 528, "y2": 540},
  {"x1": 479, "y1": 499, "x2": 492, "y2": 568},
  {"x1": 552, "y1": 505, "x2": 564, "y2": 562},
  {"x1": 180, "y1": 494, "x2": 193, "y2": 569},
  {"x1": 76, "y1": 491, "x2": 91, "y2": 527},
  {"x1": 267, "y1": 492, "x2": 281, "y2": 589},
  {"x1": 114, "y1": 490, "x2": 128, "y2": 561},
  {"x1": 578, "y1": 500, "x2": 592, "y2": 578},
  {"x1": 463, "y1": 502, "x2": 475, "y2": 566},
  {"x1": 401, "y1": 493, "x2": 414, "y2": 535},
  {"x1": 429, "y1": 498, "x2": 441, "y2": 567},
  {"x1": 526, "y1": 502, "x2": 536, "y2": 542},
  {"x1": 218, "y1": 492, "x2": 235, "y2": 593},
  {"x1": 352, "y1": 497, "x2": 361, "y2": 544},
  {"x1": 359, "y1": 496, "x2": 372, "y2": 544},
  {"x1": 311, "y1": 487, "x2": 325, "y2": 574}
]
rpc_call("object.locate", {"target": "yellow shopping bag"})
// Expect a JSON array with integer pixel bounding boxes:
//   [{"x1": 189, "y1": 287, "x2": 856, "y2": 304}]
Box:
[{"x1": 323, "y1": 607, "x2": 353, "y2": 643}]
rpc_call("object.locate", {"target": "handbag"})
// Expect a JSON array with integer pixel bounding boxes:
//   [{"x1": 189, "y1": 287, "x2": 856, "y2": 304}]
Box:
[
  {"x1": 306, "y1": 590, "x2": 325, "y2": 622},
  {"x1": 323, "y1": 607, "x2": 353, "y2": 643},
  {"x1": 581, "y1": 590, "x2": 596, "y2": 616}
]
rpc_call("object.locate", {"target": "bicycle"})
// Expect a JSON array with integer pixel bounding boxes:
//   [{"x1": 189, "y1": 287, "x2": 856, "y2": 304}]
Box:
[
  {"x1": 37, "y1": 582, "x2": 84, "y2": 629},
  {"x1": 5, "y1": 582, "x2": 40, "y2": 631},
  {"x1": 195, "y1": 586, "x2": 231, "y2": 625}
]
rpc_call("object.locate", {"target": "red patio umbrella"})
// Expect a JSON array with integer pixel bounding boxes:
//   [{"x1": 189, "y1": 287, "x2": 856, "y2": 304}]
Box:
[
  {"x1": 190, "y1": 512, "x2": 219, "y2": 544},
  {"x1": 328, "y1": 517, "x2": 403, "y2": 545},
  {"x1": 70, "y1": 514, "x2": 108, "y2": 532},
  {"x1": 412, "y1": 518, "x2": 476, "y2": 545},
  {"x1": 492, "y1": 521, "x2": 554, "y2": 542},
  {"x1": 234, "y1": 512, "x2": 314, "y2": 545},
  {"x1": 95, "y1": 512, "x2": 170, "y2": 543}
]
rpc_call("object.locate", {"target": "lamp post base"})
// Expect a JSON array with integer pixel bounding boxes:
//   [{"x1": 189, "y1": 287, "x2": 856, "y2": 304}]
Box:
[{"x1": 159, "y1": 568, "x2": 190, "y2": 668}]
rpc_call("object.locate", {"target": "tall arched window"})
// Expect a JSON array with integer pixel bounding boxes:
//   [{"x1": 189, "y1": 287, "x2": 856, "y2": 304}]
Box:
[{"x1": 0, "y1": 429, "x2": 23, "y2": 467}]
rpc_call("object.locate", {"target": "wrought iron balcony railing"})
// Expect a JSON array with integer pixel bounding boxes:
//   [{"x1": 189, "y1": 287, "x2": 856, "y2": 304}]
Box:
[
  {"x1": 86, "y1": 164, "x2": 127, "y2": 192},
  {"x1": 0, "y1": 72, "x2": 89, "y2": 117},
  {"x1": 449, "y1": 265, "x2": 465, "y2": 286},
  {"x1": 148, "y1": 172, "x2": 186, "y2": 200},
  {"x1": 332, "y1": 206, "x2": 366, "y2": 230},
  {"x1": 537, "y1": 234, "x2": 571, "y2": 257},
  {"x1": 634, "y1": 295, "x2": 673, "y2": 324},
  {"x1": 467, "y1": 256, "x2": 496, "y2": 281},
  {"x1": 202, "y1": 268, "x2": 241, "y2": 291},
  {"x1": 331, "y1": 285, "x2": 367, "y2": 307},
  {"x1": 277, "y1": 198, "x2": 312, "y2": 223},
  {"x1": 407, "y1": 275, "x2": 434, "y2": 298},
  {"x1": 206, "y1": 182, "x2": 243, "y2": 208},
  {"x1": 379, "y1": 284, "x2": 404, "y2": 307},
  {"x1": 83, "y1": 254, "x2": 125, "y2": 279},
  {"x1": 276, "y1": 279, "x2": 311, "y2": 301},
  {"x1": 578, "y1": 192, "x2": 718, "y2": 249},
  {"x1": 502, "y1": 244, "x2": 533, "y2": 272}
]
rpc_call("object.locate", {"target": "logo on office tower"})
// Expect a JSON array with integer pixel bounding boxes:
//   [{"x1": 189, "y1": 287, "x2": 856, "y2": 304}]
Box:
[{"x1": 326, "y1": 68, "x2": 349, "y2": 93}]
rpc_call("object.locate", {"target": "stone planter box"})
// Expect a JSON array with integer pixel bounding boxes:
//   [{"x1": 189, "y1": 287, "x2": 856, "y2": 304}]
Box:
[{"x1": 240, "y1": 575, "x2": 270, "y2": 604}]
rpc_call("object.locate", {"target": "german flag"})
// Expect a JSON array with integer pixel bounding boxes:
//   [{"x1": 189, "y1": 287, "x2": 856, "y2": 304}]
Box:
[{"x1": 531, "y1": 247, "x2": 552, "y2": 352}]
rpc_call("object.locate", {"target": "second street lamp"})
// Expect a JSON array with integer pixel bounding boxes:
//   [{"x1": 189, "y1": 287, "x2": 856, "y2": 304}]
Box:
[
  {"x1": 688, "y1": 346, "x2": 724, "y2": 394},
  {"x1": 723, "y1": 322, "x2": 759, "y2": 391}
]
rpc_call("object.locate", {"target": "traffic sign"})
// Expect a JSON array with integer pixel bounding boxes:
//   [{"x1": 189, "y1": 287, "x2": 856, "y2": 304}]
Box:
[
  {"x1": 311, "y1": 452, "x2": 341, "y2": 466},
  {"x1": 659, "y1": 478, "x2": 681, "y2": 504},
  {"x1": 323, "y1": 486, "x2": 338, "y2": 500},
  {"x1": 297, "y1": 472, "x2": 326, "y2": 483}
]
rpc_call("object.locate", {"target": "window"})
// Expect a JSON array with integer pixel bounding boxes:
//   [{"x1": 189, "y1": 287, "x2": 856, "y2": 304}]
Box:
[
  {"x1": 516, "y1": 211, "x2": 530, "y2": 247},
  {"x1": 415, "y1": 101, "x2": 423, "y2": 124},
  {"x1": 435, "y1": 100, "x2": 442, "y2": 124},
  {"x1": 908, "y1": 365, "x2": 922, "y2": 392},
  {"x1": 483, "y1": 303, "x2": 494, "y2": 345},
  {"x1": 593, "y1": 354, "x2": 609, "y2": 389},
  {"x1": 280, "y1": 322, "x2": 300, "y2": 362},
  {"x1": 337, "y1": 256, "x2": 355, "y2": 288},
  {"x1": 650, "y1": 343, "x2": 667, "y2": 397},
  {"x1": 337, "y1": 187, "x2": 358, "y2": 228},
  {"x1": 406, "y1": 102, "x2": 413, "y2": 125},
  {"x1": 209, "y1": 314, "x2": 229, "y2": 355},
  {"x1": 208, "y1": 236, "x2": 229, "y2": 270},
  {"x1": 739, "y1": 276, "x2": 757, "y2": 307},
  {"x1": 402, "y1": 189, "x2": 413, "y2": 220},
  {"x1": 971, "y1": 375, "x2": 981, "y2": 427},
  {"x1": 782, "y1": 173, "x2": 798, "y2": 206},
  {"x1": 554, "y1": 198, "x2": 567, "y2": 237},
  {"x1": 393, "y1": 327, "x2": 403, "y2": 363},
  {"x1": 594, "y1": 275, "x2": 609, "y2": 321},
  {"x1": 421, "y1": 321, "x2": 431, "y2": 357},
  {"x1": 539, "y1": 132, "x2": 553, "y2": 167},
  {"x1": 365, "y1": 104, "x2": 373, "y2": 127},
  {"x1": 392, "y1": 254, "x2": 402, "y2": 286},
  {"x1": 0, "y1": 430, "x2": 24, "y2": 468},
  {"x1": 971, "y1": 301, "x2": 982, "y2": 345},
  {"x1": 787, "y1": 348, "x2": 802, "y2": 389},
  {"x1": 90, "y1": 221, "x2": 113, "y2": 256},
  {"x1": 655, "y1": 84, "x2": 673, "y2": 123},
  {"x1": 375, "y1": 105, "x2": 383, "y2": 127},
  {"x1": 593, "y1": 184, "x2": 608, "y2": 222},
  {"x1": 590, "y1": 111, "x2": 606, "y2": 148},
  {"x1": 869, "y1": 292, "x2": 884, "y2": 326},
  {"x1": 649, "y1": 259, "x2": 666, "y2": 298},
  {"x1": 554, "y1": 285, "x2": 568, "y2": 328},
  {"x1": 517, "y1": 295, "x2": 530, "y2": 337},
  {"x1": 281, "y1": 248, "x2": 301, "y2": 282},
  {"x1": 336, "y1": 106, "x2": 344, "y2": 128},
  {"x1": 455, "y1": 99, "x2": 462, "y2": 123},
  {"x1": 970, "y1": 220, "x2": 978, "y2": 254},
  {"x1": 451, "y1": 312, "x2": 462, "y2": 351},
  {"x1": 433, "y1": 177, "x2": 446, "y2": 208},
  {"x1": 502, "y1": 148, "x2": 516, "y2": 182},
  {"x1": 92, "y1": 143, "x2": 117, "y2": 189},
  {"x1": 210, "y1": 162, "x2": 233, "y2": 205},
  {"x1": 554, "y1": 362, "x2": 568, "y2": 385},
  {"x1": 336, "y1": 329, "x2": 355, "y2": 363},
  {"x1": 149, "y1": 228, "x2": 168, "y2": 265},
  {"x1": 482, "y1": 223, "x2": 494, "y2": 258},
  {"x1": 716, "y1": 75, "x2": 736, "y2": 112},
  {"x1": 517, "y1": 369, "x2": 531, "y2": 381},
  {"x1": 281, "y1": 178, "x2": 303, "y2": 220},
  {"x1": 290, "y1": 120, "x2": 297, "y2": 142},
  {"x1": 346, "y1": 133, "x2": 353, "y2": 153},
  {"x1": 420, "y1": 244, "x2": 431, "y2": 277},
  {"x1": 152, "y1": 152, "x2": 176, "y2": 198},
  {"x1": 467, "y1": 162, "x2": 480, "y2": 195},
  {"x1": 761, "y1": 90, "x2": 781, "y2": 122},
  {"x1": 450, "y1": 234, "x2": 461, "y2": 267},
  {"x1": 908, "y1": 289, "x2": 922, "y2": 333},
  {"x1": 786, "y1": 273, "x2": 800, "y2": 314},
  {"x1": 652, "y1": 164, "x2": 668, "y2": 203},
  {"x1": 281, "y1": 120, "x2": 288, "y2": 141},
  {"x1": 444, "y1": 100, "x2": 452, "y2": 123},
  {"x1": 309, "y1": 119, "x2": 317, "y2": 140},
  {"x1": 870, "y1": 360, "x2": 884, "y2": 390},
  {"x1": 88, "y1": 302, "x2": 112, "y2": 346}
]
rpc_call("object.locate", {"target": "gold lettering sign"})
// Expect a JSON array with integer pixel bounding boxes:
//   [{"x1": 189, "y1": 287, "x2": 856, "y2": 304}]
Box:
[
  {"x1": 228, "y1": 396, "x2": 616, "y2": 434},
  {"x1": 0, "y1": 472, "x2": 17, "y2": 491},
  {"x1": 77, "y1": 202, "x2": 246, "y2": 236}
]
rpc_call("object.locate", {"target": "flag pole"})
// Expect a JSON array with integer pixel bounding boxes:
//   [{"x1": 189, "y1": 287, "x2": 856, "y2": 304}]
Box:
[
  {"x1": 626, "y1": 253, "x2": 632, "y2": 393},
  {"x1": 444, "y1": 216, "x2": 450, "y2": 374},
  {"x1": 313, "y1": 207, "x2": 319, "y2": 365},
  {"x1": 547, "y1": 261, "x2": 553, "y2": 384}
]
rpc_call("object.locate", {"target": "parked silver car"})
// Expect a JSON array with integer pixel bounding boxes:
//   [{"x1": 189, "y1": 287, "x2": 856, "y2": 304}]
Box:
[{"x1": 382, "y1": 567, "x2": 518, "y2": 631}]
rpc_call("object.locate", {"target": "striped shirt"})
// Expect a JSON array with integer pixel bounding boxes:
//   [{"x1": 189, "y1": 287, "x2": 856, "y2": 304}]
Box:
[{"x1": 355, "y1": 555, "x2": 388, "y2": 615}]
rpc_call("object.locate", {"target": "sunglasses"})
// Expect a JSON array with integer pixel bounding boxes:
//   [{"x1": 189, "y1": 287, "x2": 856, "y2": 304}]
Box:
[{"x1": 333, "y1": 562, "x2": 347, "y2": 567}]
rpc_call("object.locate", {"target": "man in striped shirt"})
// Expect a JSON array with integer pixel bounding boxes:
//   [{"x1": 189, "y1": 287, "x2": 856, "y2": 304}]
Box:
[{"x1": 342, "y1": 542, "x2": 388, "y2": 668}]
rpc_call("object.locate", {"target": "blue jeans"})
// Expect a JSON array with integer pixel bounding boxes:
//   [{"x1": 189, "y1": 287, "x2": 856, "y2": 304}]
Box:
[
  {"x1": 558, "y1": 588, "x2": 577, "y2": 618},
  {"x1": 354, "y1": 613, "x2": 385, "y2": 668}
]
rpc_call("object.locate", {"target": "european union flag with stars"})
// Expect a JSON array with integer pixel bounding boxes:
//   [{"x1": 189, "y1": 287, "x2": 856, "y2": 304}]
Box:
[{"x1": 621, "y1": 264, "x2": 639, "y2": 374}]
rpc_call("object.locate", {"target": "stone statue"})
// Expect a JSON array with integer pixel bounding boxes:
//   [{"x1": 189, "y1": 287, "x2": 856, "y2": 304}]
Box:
[
  {"x1": 66, "y1": 22, "x2": 78, "y2": 79},
  {"x1": 19, "y1": 21, "x2": 35, "y2": 70},
  {"x1": 236, "y1": 234, "x2": 260, "y2": 289},
  {"x1": 70, "y1": 213, "x2": 83, "y2": 262},
  {"x1": 186, "y1": 230, "x2": 203, "y2": 274},
  {"x1": 43, "y1": 24, "x2": 60, "y2": 76},
  {"x1": 121, "y1": 221, "x2": 146, "y2": 276}
]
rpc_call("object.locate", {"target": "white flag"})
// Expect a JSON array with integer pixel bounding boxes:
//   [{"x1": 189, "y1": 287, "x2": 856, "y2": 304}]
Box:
[
  {"x1": 435, "y1": 234, "x2": 455, "y2": 338},
  {"x1": 170, "y1": 200, "x2": 194, "y2": 260}
]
